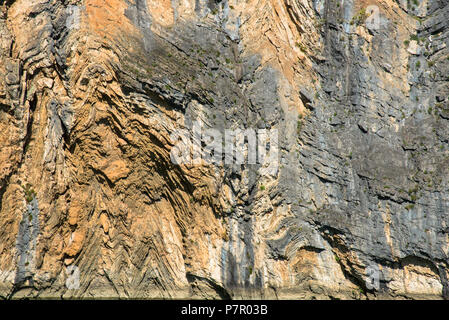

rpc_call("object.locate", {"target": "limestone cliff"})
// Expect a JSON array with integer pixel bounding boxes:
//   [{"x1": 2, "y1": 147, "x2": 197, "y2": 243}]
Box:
[{"x1": 0, "y1": 0, "x2": 448, "y2": 299}]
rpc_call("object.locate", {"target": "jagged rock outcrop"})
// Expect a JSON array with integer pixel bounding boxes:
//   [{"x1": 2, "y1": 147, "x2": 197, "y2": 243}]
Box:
[{"x1": 0, "y1": 0, "x2": 448, "y2": 299}]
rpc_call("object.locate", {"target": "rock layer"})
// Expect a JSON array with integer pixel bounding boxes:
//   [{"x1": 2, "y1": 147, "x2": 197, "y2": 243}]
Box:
[{"x1": 0, "y1": 0, "x2": 448, "y2": 299}]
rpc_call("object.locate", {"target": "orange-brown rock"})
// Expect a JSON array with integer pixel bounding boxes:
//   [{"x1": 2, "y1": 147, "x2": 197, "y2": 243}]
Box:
[{"x1": 0, "y1": 0, "x2": 448, "y2": 300}]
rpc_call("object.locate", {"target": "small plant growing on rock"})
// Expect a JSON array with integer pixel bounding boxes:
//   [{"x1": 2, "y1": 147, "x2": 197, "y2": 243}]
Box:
[
  {"x1": 296, "y1": 42, "x2": 307, "y2": 53},
  {"x1": 350, "y1": 8, "x2": 368, "y2": 26},
  {"x1": 297, "y1": 115, "x2": 304, "y2": 135},
  {"x1": 21, "y1": 183, "x2": 36, "y2": 203}
]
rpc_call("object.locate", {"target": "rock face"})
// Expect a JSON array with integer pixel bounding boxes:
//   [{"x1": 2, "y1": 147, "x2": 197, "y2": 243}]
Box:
[{"x1": 0, "y1": 0, "x2": 448, "y2": 299}]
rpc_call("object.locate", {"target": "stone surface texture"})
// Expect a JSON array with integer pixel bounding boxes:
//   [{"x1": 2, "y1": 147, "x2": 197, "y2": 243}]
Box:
[{"x1": 0, "y1": 0, "x2": 448, "y2": 299}]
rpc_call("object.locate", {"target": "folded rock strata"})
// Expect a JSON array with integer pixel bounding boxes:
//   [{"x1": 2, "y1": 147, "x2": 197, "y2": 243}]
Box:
[{"x1": 0, "y1": 0, "x2": 448, "y2": 299}]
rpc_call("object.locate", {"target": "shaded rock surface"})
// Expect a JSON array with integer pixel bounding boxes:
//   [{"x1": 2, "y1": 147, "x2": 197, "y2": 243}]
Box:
[{"x1": 0, "y1": 0, "x2": 448, "y2": 299}]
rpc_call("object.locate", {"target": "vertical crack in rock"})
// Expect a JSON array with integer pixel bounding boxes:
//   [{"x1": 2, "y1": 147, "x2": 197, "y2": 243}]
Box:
[{"x1": 14, "y1": 197, "x2": 39, "y2": 287}]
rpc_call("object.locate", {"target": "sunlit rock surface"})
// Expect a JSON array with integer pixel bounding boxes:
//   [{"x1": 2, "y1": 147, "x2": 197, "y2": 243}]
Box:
[{"x1": 0, "y1": 0, "x2": 448, "y2": 299}]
